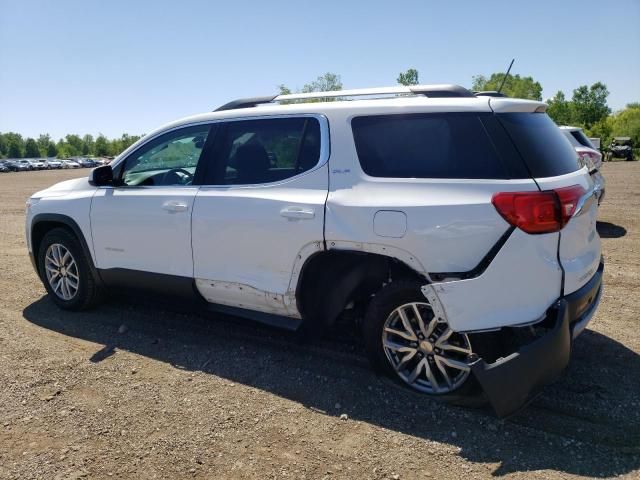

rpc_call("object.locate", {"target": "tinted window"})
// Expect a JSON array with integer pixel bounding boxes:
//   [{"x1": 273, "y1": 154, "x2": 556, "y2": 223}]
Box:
[
  {"x1": 570, "y1": 130, "x2": 595, "y2": 149},
  {"x1": 208, "y1": 117, "x2": 321, "y2": 185},
  {"x1": 120, "y1": 125, "x2": 211, "y2": 186},
  {"x1": 351, "y1": 113, "x2": 515, "y2": 179},
  {"x1": 498, "y1": 113, "x2": 581, "y2": 177}
]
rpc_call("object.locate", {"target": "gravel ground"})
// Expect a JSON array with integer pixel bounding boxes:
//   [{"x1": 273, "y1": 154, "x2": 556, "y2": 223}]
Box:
[{"x1": 0, "y1": 163, "x2": 638, "y2": 480}]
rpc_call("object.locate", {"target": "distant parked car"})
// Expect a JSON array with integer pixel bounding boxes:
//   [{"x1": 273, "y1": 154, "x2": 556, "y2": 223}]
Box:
[
  {"x1": 45, "y1": 159, "x2": 63, "y2": 169},
  {"x1": 16, "y1": 159, "x2": 34, "y2": 171},
  {"x1": 606, "y1": 137, "x2": 634, "y2": 161},
  {"x1": 0, "y1": 161, "x2": 9, "y2": 173},
  {"x1": 28, "y1": 159, "x2": 47, "y2": 170},
  {"x1": 60, "y1": 159, "x2": 81, "y2": 169},
  {"x1": 2, "y1": 160, "x2": 21, "y2": 172},
  {"x1": 560, "y1": 126, "x2": 605, "y2": 205},
  {"x1": 76, "y1": 158, "x2": 100, "y2": 168}
]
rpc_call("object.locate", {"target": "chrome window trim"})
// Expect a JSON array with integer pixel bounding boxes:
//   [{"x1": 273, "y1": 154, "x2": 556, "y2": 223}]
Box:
[{"x1": 109, "y1": 113, "x2": 330, "y2": 190}]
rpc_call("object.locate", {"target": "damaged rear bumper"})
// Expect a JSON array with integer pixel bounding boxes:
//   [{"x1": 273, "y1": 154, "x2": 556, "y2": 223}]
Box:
[{"x1": 469, "y1": 259, "x2": 604, "y2": 417}]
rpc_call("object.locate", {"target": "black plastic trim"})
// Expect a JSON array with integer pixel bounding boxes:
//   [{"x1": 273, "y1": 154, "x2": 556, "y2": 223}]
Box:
[
  {"x1": 205, "y1": 303, "x2": 302, "y2": 331},
  {"x1": 214, "y1": 95, "x2": 278, "y2": 112},
  {"x1": 430, "y1": 226, "x2": 515, "y2": 281},
  {"x1": 471, "y1": 300, "x2": 572, "y2": 418},
  {"x1": 409, "y1": 84, "x2": 475, "y2": 98},
  {"x1": 96, "y1": 268, "x2": 302, "y2": 331},
  {"x1": 98, "y1": 268, "x2": 201, "y2": 300},
  {"x1": 31, "y1": 213, "x2": 104, "y2": 286}
]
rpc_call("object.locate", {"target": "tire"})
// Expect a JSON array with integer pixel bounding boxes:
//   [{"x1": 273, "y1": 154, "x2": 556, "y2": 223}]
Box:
[
  {"x1": 37, "y1": 227, "x2": 104, "y2": 311},
  {"x1": 362, "y1": 279, "x2": 484, "y2": 405}
]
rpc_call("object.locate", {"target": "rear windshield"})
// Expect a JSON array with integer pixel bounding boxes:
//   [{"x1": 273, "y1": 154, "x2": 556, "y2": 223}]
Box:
[
  {"x1": 498, "y1": 113, "x2": 581, "y2": 177},
  {"x1": 570, "y1": 129, "x2": 595, "y2": 149},
  {"x1": 351, "y1": 113, "x2": 524, "y2": 179}
]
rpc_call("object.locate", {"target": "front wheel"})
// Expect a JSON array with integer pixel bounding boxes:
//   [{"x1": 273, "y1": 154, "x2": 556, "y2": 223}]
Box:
[
  {"x1": 362, "y1": 280, "x2": 480, "y2": 401},
  {"x1": 38, "y1": 228, "x2": 104, "y2": 310}
]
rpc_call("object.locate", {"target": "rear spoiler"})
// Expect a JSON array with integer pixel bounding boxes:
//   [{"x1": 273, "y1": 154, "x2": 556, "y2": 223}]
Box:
[{"x1": 489, "y1": 98, "x2": 547, "y2": 113}]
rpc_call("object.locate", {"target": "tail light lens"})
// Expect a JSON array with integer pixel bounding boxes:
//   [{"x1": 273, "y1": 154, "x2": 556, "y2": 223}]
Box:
[{"x1": 492, "y1": 185, "x2": 585, "y2": 234}]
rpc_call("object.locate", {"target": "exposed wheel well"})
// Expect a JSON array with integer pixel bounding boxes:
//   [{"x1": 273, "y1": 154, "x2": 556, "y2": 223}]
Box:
[{"x1": 295, "y1": 250, "x2": 426, "y2": 330}]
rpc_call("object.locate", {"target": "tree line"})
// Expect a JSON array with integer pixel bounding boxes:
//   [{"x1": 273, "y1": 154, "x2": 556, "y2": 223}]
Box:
[
  {"x1": 0, "y1": 132, "x2": 142, "y2": 160},
  {"x1": 2, "y1": 70, "x2": 637, "y2": 160}
]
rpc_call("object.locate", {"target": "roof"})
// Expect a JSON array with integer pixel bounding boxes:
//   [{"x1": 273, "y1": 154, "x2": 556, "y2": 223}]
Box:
[{"x1": 112, "y1": 86, "x2": 547, "y2": 163}]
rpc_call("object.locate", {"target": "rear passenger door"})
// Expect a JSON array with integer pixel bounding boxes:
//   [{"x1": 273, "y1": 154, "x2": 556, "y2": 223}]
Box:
[{"x1": 191, "y1": 115, "x2": 329, "y2": 316}]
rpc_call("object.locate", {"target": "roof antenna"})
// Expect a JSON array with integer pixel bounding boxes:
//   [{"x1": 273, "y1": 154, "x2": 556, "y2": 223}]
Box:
[{"x1": 497, "y1": 58, "x2": 515, "y2": 95}]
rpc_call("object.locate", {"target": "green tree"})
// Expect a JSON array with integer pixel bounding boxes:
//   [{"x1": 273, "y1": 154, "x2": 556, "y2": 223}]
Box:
[
  {"x1": 47, "y1": 142, "x2": 58, "y2": 157},
  {"x1": 397, "y1": 68, "x2": 419, "y2": 86},
  {"x1": 95, "y1": 134, "x2": 110, "y2": 156},
  {"x1": 301, "y1": 72, "x2": 342, "y2": 93},
  {"x1": 571, "y1": 82, "x2": 610, "y2": 129},
  {"x1": 82, "y1": 134, "x2": 95, "y2": 156},
  {"x1": 472, "y1": 73, "x2": 542, "y2": 100},
  {"x1": 5, "y1": 133, "x2": 25, "y2": 158},
  {"x1": 24, "y1": 138, "x2": 40, "y2": 157},
  {"x1": 609, "y1": 103, "x2": 640, "y2": 146},
  {"x1": 0, "y1": 134, "x2": 7, "y2": 157},
  {"x1": 277, "y1": 84, "x2": 292, "y2": 95},
  {"x1": 546, "y1": 91, "x2": 574, "y2": 125},
  {"x1": 278, "y1": 73, "x2": 342, "y2": 103},
  {"x1": 56, "y1": 140, "x2": 70, "y2": 159},
  {"x1": 64, "y1": 134, "x2": 83, "y2": 156},
  {"x1": 36, "y1": 134, "x2": 52, "y2": 157}
]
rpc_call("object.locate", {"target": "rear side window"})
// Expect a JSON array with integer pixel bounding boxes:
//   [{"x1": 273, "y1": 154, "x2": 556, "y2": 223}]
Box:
[
  {"x1": 498, "y1": 113, "x2": 581, "y2": 177},
  {"x1": 351, "y1": 113, "x2": 519, "y2": 179},
  {"x1": 207, "y1": 117, "x2": 321, "y2": 185},
  {"x1": 570, "y1": 129, "x2": 595, "y2": 149}
]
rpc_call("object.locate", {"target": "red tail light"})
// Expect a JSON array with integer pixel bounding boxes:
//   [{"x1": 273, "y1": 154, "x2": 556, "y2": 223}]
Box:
[{"x1": 492, "y1": 185, "x2": 585, "y2": 234}]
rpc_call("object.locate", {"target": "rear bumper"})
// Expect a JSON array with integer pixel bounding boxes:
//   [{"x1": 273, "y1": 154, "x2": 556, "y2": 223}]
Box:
[{"x1": 471, "y1": 259, "x2": 604, "y2": 417}]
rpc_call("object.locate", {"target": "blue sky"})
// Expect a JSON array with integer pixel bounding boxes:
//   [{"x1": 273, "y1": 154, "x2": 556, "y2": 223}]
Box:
[{"x1": 1, "y1": 0, "x2": 638, "y2": 140}]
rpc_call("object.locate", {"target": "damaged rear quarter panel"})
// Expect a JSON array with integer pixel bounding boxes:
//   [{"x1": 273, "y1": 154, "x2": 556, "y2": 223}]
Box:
[{"x1": 427, "y1": 229, "x2": 563, "y2": 332}]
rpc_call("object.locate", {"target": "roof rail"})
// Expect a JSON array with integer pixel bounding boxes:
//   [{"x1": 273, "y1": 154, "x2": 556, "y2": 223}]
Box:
[{"x1": 214, "y1": 84, "x2": 475, "y2": 111}]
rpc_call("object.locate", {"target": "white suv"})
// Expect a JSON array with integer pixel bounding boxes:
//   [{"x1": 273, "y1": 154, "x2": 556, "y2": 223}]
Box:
[
  {"x1": 559, "y1": 126, "x2": 605, "y2": 204},
  {"x1": 26, "y1": 84, "x2": 604, "y2": 416}
]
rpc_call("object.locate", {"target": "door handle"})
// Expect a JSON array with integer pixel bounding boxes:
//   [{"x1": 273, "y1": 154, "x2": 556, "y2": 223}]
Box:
[
  {"x1": 280, "y1": 206, "x2": 315, "y2": 219},
  {"x1": 162, "y1": 200, "x2": 189, "y2": 213}
]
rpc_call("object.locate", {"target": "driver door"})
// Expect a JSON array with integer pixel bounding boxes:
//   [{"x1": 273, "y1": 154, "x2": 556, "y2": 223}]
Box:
[{"x1": 90, "y1": 124, "x2": 213, "y2": 278}]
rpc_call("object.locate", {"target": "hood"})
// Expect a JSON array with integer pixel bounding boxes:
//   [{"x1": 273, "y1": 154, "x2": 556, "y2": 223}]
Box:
[{"x1": 31, "y1": 176, "x2": 94, "y2": 199}]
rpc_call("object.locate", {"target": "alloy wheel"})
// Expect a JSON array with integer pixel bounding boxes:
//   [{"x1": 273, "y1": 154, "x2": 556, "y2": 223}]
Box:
[
  {"x1": 382, "y1": 302, "x2": 472, "y2": 394},
  {"x1": 44, "y1": 243, "x2": 79, "y2": 301}
]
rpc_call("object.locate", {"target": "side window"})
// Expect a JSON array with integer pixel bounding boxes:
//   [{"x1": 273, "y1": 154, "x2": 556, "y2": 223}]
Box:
[
  {"x1": 352, "y1": 113, "x2": 516, "y2": 179},
  {"x1": 119, "y1": 125, "x2": 211, "y2": 186},
  {"x1": 208, "y1": 117, "x2": 321, "y2": 185}
]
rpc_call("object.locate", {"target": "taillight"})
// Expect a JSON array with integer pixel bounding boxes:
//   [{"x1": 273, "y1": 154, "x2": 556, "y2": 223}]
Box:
[{"x1": 492, "y1": 185, "x2": 585, "y2": 234}]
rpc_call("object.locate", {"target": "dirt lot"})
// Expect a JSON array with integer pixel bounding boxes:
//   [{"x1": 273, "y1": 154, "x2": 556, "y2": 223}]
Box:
[{"x1": 0, "y1": 163, "x2": 638, "y2": 480}]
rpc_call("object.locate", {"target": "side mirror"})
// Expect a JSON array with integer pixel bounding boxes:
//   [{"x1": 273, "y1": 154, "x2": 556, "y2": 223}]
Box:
[{"x1": 89, "y1": 165, "x2": 114, "y2": 186}]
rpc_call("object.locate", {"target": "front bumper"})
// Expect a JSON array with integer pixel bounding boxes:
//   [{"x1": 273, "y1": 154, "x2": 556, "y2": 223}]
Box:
[{"x1": 470, "y1": 259, "x2": 604, "y2": 417}]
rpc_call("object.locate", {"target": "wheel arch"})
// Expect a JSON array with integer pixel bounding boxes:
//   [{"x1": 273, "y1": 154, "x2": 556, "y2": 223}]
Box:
[
  {"x1": 295, "y1": 249, "x2": 427, "y2": 329},
  {"x1": 31, "y1": 213, "x2": 101, "y2": 285}
]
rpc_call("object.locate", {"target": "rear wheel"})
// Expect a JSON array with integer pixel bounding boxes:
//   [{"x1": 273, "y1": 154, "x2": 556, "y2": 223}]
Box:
[
  {"x1": 38, "y1": 228, "x2": 104, "y2": 310},
  {"x1": 362, "y1": 280, "x2": 480, "y2": 401}
]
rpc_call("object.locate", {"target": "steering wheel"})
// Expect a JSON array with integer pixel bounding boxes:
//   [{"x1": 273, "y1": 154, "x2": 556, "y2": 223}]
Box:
[{"x1": 161, "y1": 168, "x2": 194, "y2": 185}]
